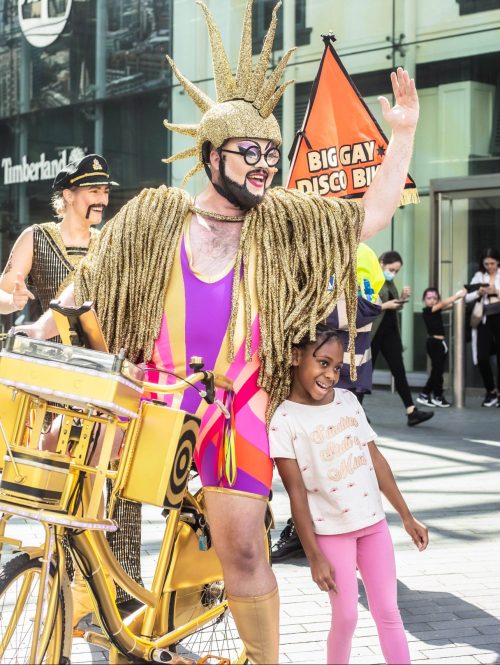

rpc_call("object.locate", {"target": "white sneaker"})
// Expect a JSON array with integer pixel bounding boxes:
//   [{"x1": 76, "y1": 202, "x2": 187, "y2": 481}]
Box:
[
  {"x1": 416, "y1": 393, "x2": 435, "y2": 407},
  {"x1": 431, "y1": 395, "x2": 451, "y2": 408},
  {"x1": 482, "y1": 392, "x2": 498, "y2": 407}
]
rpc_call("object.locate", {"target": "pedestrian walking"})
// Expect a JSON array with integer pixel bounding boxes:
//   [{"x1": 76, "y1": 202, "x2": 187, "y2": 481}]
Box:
[
  {"x1": 417, "y1": 286, "x2": 466, "y2": 408},
  {"x1": 270, "y1": 323, "x2": 429, "y2": 665},
  {"x1": 371, "y1": 250, "x2": 434, "y2": 426},
  {"x1": 465, "y1": 247, "x2": 500, "y2": 407}
]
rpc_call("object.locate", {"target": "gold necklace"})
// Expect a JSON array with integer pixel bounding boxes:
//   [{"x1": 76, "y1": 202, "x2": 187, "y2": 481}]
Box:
[{"x1": 191, "y1": 205, "x2": 246, "y2": 222}]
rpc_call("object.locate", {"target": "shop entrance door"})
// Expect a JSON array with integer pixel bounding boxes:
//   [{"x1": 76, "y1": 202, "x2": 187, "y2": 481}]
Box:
[{"x1": 430, "y1": 174, "x2": 500, "y2": 402}]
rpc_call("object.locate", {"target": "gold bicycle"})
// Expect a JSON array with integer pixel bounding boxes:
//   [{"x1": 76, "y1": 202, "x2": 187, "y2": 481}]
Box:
[{"x1": 0, "y1": 307, "x2": 268, "y2": 664}]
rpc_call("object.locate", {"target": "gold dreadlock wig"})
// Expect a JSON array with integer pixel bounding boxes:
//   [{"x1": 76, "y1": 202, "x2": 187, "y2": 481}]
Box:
[{"x1": 74, "y1": 0, "x2": 364, "y2": 422}]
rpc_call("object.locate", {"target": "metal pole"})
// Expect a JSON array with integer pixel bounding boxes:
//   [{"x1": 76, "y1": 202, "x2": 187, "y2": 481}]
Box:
[
  {"x1": 94, "y1": 0, "x2": 107, "y2": 153},
  {"x1": 282, "y1": 0, "x2": 295, "y2": 186},
  {"x1": 453, "y1": 298, "x2": 465, "y2": 408}
]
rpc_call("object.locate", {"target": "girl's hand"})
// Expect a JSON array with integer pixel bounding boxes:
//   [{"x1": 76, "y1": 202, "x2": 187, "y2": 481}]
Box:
[
  {"x1": 309, "y1": 552, "x2": 336, "y2": 592},
  {"x1": 454, "y1": 288, "x2": 467, "y2": 299},
  {"x1": 403, "y1": 515, "x2": 429, "y2": 551}
]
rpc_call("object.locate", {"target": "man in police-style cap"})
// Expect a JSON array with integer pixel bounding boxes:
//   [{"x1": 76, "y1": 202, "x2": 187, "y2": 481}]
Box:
[
  {"x1": 0, "y1": 149, "x2": 113, "y2": 591},
  {"x1": 0, "y1": 151, "x2": 144, "y2": 617},
  {"x1": 0, "y1": 152, "x2": 119, "y2": 316},
  {"x1": 52, "y1": 153, "x2": 119, "y2": 193}
]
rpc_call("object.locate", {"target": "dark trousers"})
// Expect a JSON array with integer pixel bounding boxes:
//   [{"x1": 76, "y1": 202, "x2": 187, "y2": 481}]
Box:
[
  {"x1": 371, "y1": 327, "x2": 414, "y2": 409},
  {"x1": 477, "y1": 313, "x2": 500, "y2": 393},
  {"x1": 424, "y1": 337, "x2": 447, "y2": 397}
]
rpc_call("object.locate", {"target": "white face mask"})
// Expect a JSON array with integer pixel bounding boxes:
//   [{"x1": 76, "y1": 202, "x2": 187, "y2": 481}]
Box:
[{"x1": 383, "y1": 270, "x2": 396, "y2": 282}]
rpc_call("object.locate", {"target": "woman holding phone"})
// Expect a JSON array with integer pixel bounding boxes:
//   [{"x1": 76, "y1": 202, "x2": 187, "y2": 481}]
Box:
[
  {"x1": 371, "y1": 251, "x2": 434, "y2": 426},
  {"x1": 465, "y1": 247, "x2": 500, "y2": 407}
]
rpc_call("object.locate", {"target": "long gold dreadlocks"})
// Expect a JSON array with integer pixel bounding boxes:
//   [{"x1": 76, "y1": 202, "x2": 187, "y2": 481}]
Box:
[{"x1": 74, "y1": 186, "x2": 362, "y2": 421}]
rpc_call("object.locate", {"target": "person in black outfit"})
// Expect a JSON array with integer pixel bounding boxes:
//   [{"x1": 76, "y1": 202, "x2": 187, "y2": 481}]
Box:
[
  {"x1": 417, "y1": 287, "x2": 466, "y2": 408},
  {"x1": 371, "y1": 251, "x2": 434, "y2": 427},
  {"x1": 465, "y1": 248, "x2": 500, "y2": 407}
]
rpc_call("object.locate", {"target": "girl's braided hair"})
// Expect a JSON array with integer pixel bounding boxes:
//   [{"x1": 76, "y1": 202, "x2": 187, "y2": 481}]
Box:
[{"x1": 293, "y1": 323, "x2": 343, "y2": 355}]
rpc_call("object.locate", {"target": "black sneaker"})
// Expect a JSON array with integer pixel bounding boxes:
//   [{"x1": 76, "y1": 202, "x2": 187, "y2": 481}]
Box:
[
  {"x1": 416, "y1": 393, "x2": 435, "y2": 407},
  {"x1": 407, "y1": 408, "x2": 434, "y2": 427},
  {"x1": 482, "y1": 392, "x2": 498, "y2": 407},
  {"x1": 431, "y1": 395, "x2": 451, "y2": 408},
  {"x1": 271, "y1": 518, "x2": 304, "y2": 562}
]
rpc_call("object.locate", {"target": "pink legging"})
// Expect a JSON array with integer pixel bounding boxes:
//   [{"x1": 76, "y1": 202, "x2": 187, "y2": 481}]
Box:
[{"x1": 316, "y1": 519, "x2": 410, "y2": 665}]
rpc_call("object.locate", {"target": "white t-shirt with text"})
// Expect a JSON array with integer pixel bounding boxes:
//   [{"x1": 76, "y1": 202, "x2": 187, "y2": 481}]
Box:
[{"x1": 269, "y1": 389, "x2": 385, "y2": 535}]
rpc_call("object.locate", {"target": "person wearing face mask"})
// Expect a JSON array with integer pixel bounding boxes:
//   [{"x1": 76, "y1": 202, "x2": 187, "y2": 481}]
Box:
[
  {"x1": 465, "y1": 247, "x2": 500, "y2": 407},
  {"x1": 371, "y1": 251, "x2": 434, "y2": 426}
]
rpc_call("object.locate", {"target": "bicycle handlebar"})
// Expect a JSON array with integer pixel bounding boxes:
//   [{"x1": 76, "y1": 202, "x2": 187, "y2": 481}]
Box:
[{"x1": 141, "y1": 371, "x2": 233, "y2": 395}]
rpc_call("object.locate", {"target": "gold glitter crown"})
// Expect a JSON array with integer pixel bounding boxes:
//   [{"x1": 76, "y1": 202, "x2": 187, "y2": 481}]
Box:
[{"x1": 162, "y1": 0, "x2": 295, "y2": 183}]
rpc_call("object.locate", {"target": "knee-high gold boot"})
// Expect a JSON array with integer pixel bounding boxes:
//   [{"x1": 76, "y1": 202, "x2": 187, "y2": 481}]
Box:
[
  {"x1": 227, "y1": 587, "x2": 280, "y2": 664},
  {"x1": 72, "y1": 565, "x2": 116, "y2": 628}
]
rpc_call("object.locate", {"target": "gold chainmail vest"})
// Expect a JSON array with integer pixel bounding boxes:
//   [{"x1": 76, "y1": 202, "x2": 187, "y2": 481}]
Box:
[{"x1": 28, "y1": 222, "x2": 99, "y2": 312}]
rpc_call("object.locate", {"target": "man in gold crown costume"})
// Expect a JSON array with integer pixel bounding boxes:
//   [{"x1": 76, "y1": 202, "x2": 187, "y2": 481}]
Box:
[{"x1": 22, "y1": 2, "x2": 419, "y2": 662}]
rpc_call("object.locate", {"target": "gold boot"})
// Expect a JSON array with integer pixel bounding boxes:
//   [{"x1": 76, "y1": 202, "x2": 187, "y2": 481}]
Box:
[
  {"x1": 227, "y1": 587, "x2": 280, "y2": 664},
  {"x1": 72, "y1": 566, "x2": 116, "y2": 628},
  {"x1": 71, "y1": 567, "x2": 94, "y2": 628}
]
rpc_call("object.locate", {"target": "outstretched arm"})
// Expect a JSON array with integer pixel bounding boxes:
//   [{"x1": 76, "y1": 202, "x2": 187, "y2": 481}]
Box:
[
  {"x1": 0, "y1": 229, "x2": 35, "y2": 314},
  {"x1": 361, "y1": 68, "x2": 419, "y2": 241},
  {"x1": 431, "y1": 288, "x2": 466, "y2": 312},
  {"x1": 12, "y1": 283, "x2": 76, "y2": 339}
]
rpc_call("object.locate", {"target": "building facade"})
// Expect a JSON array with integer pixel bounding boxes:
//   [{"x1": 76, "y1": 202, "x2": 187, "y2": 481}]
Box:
[{"x1": 1, "y1": 0, "x2": 500, "y2": 388}]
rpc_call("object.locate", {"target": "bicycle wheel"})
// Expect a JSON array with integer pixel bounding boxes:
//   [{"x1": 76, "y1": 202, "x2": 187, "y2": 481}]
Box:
[
  {"x1": 0, "y1": 553, "x2": 72, "y2": 664},
  {"x1": 167, "y1": 583, "x2": 247, "y2": 664}
]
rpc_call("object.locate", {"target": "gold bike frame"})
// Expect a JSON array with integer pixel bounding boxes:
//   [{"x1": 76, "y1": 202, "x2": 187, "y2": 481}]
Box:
[{"x1": 0, "y1": 370, "x2": 238, "y2": 663}]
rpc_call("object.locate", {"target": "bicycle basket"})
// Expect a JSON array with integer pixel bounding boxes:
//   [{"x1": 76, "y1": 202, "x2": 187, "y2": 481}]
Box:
[{"x1": 0, "y1": 445, "x2": 77, "y2": 511}]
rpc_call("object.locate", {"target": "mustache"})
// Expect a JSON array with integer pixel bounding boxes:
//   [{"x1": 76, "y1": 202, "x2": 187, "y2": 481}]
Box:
[
  {"x1": 85, "y1": 204, "x2": 107, "y2": 219},
  {"x1": 246, "y1": 168, "x2": 269, "y2": 178}
]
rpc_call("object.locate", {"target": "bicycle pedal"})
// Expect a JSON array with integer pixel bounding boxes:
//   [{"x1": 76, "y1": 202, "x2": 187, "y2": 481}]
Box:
[
  {"x1": 196, "y1": 657, "x2": 230, "y2": 665},
  {"x1": 150, "y1": 648, "x2": 195, "y2": 664}
]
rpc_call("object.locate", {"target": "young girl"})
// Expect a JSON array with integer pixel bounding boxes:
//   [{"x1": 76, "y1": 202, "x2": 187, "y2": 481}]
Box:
[
  {"x1": 270, "y1": 324, "x2": 428, "y2": 665},
  {"x1": 417, "y1": 287, "x2": 466, "y2": 408}
]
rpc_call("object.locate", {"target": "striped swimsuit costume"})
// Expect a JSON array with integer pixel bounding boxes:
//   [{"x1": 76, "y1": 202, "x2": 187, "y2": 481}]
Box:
[{"x1": 145, "y1": 218, "x2": 272, "y2": 499}]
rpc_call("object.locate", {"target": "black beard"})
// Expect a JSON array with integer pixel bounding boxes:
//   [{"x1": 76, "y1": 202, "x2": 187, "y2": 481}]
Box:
[{"x1": 218, "y1": 159, "x2": 267, "y2": 211}]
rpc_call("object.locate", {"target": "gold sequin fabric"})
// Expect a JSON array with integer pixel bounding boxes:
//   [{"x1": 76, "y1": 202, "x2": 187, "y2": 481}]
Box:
[
  {"x1": 74, "y1": 186, "x2": 363, "y2": 422},
  {"x1": 28, "y1": 222, "x2": 98, "y2": 311},
  {"x1": 162, "y1": 0, "x2": 295, "y2": 184}
]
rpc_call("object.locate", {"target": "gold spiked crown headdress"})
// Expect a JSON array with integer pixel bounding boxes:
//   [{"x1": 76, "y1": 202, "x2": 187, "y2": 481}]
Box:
[{"x1": 162, "y1": 0, "x2": 296, "y2": 184}]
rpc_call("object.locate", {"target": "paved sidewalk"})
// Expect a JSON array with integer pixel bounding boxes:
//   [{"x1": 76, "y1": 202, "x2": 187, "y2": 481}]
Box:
[{"x1": 1, "y1": 389, "x2": 499, "y2": 664}]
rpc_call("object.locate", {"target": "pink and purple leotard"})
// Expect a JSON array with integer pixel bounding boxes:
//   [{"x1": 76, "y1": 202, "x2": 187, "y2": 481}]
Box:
[{"x1": 144, "y1": 216, "x2": 272, "y2": 499}]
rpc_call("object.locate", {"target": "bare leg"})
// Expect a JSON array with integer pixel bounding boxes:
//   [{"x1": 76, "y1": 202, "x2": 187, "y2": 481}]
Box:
[{"x1": 204, "y1": 490, "x2": 279, "y2": 664}]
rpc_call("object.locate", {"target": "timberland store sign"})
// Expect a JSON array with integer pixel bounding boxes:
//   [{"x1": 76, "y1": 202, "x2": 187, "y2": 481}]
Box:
[{"x1": 2, "y1": 149, "x2": 85, "y2": 185}]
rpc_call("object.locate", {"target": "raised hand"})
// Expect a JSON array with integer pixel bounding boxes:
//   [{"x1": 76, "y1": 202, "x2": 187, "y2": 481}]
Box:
[
  {"x1": 378, "y1": 67, "x2": 419, "y2": 133},
  {"x1": 11, "y1": 272, "x2": 35, "y2": 311}
]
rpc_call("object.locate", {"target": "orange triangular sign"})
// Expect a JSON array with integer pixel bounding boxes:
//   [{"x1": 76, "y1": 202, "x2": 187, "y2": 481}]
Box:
[{"x1": 287, "y1": 36, "x2": 418, "y2": 205}]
